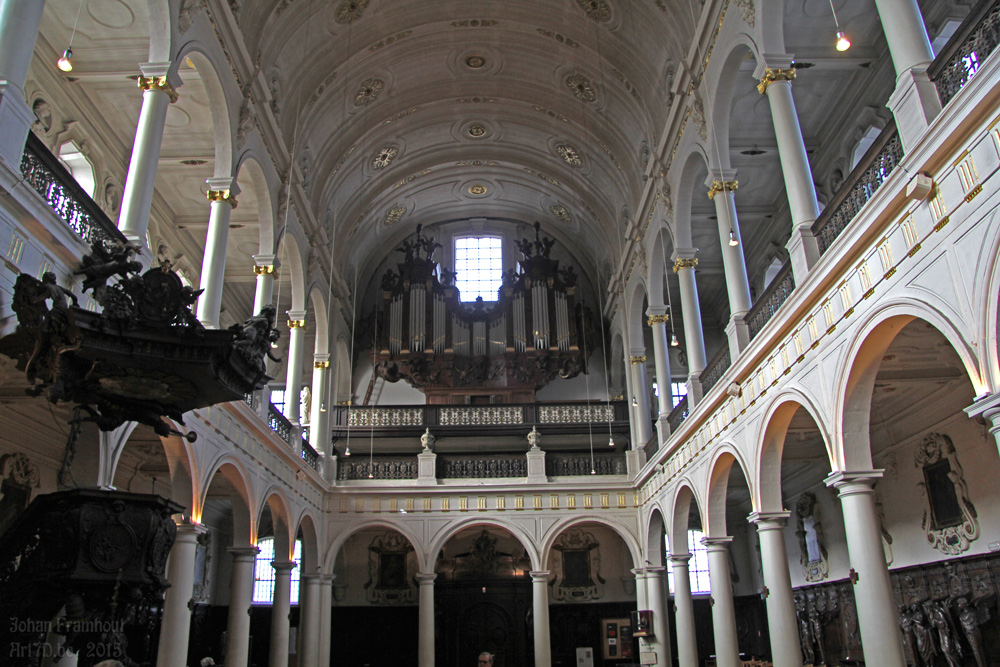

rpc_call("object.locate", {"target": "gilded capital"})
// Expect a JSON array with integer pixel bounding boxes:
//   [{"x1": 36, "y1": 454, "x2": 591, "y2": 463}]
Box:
[
  {"x1": 629, "y1": 355, "x2": 647, "y2": 365},
  {"x1": 207, "y1": 189, "x2": 238, "y2": 209},
  {"x1": 707, "y1": 180, "x2": 739, "y2": 200},
  {"x1": 287, "y1": 319, "x2": 306, "y2": 330},
  {"x1": 253, "y1": 264, "x2": 276, "y2": 276},
  {"x1": 757, "y1": 67, "x2": 796, "y2": 95},
  {"x1": 673, "y1": 257, "x2": 698, "y2": 273},
  {"x1": 609, "y1": 394, "x2": 625, "y2": 401},
  {"x1": 647, "y1": 314, "x2": 670, "y2": 326},
  {"x1": 314, "y1": 360, "x2": 330, "y2": 369},
  {"x1": 138, "y1": 75, "x2": 179, "y2": 103}
]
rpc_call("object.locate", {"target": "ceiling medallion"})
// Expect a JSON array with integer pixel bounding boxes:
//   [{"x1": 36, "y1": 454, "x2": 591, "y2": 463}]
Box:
[
  {"x1": 385, "y1": 205, "x2": 406, "y2": 226},
  {"x1": 468, "y1": 184, "x2": 488, "y2": 195},
  {"x1": 372, "y1": 145, "x2": 398, "y2": 169},
  {"x1": 465, "y1": 55, "x2": 486, "y2": 69},
  {"x1": 576, "y1": 0, "x2": 611, "y2": 22},
  {"x1": 550, "y1": 204, "x2": 572, "y2": 223},
  {"x1": 180, "y1": 159, "x2": 206, "y2": 166},
  {"x1": 468, "y1": 125, "x2": 486, "y2": 137},
  {"x1": 353, "y1": 78, "x2": 384, "y2": 106},
  {"x1": 565, "y1": 74, "x2": 596, "y2": 102},
  {"x1": 335, "y1": 0, "x2": 369, "y2": 24},
  {"x1": 555, "y1": 144, "x2": 582, "y2": 167}
]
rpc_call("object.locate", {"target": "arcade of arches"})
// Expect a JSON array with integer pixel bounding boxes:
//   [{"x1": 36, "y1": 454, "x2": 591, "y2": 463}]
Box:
[{"x1": 1, "y1": 1, "x2": 1000, "y2": 667}]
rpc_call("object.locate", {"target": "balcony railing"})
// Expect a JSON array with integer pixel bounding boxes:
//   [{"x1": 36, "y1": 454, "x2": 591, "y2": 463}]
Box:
[
  {"x1": 337, "y1": 457, "x2": 418, "y2": 481},
  {"x1": 930, "y1": 0, "x2": 1000, "y2": 107},
  {"x1": 666, "y1": 397, "x2": 689, "y2": 434},
  {"x1": 437, "y1": 454, "x2": 527, "y2": 479},
  {"x1": 268, "y1": 403, "x2": 294, "y2": 446},
  {"x1": 812, "y1": 121, "x2": 903, "y2": 256},
  {"x1": 301, "y1": 441, "x2": 320, "y2": 471},
  {"x1": 19, "y1": 132, "x2": 126, "y2": 247},
  {"x1": 699, "y1": 345, "x2": 732, "y2": 395},
  {"x1": 545, "y1": 452, "x2": 626, "y2": 476},
  {"x1": 745, "y1": 260, "x2": 796, "y2": 342}
]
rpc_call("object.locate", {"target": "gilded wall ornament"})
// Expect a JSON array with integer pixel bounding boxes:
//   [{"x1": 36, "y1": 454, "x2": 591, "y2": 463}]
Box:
[
  {"x1": 452, "y1": 19, "x2": 498, "y2": 28},
  {"x1": 465, "y1": 55, "x2": 486, "y2": 69},
  {"x1": 566, "y1": 74, "x2": 596, "y2": 102},
  {"x1": 555, "y1": 144, "x2": 583, "y2": 166},
  {"x1": 353, "y1": 78, "x2": 384, "y2": 106},
  {"x1": 372, "y1": 145, "x2": 398, "y2": 169},
  {"x1": 384, "y1": 205, "x2": 406, "y2": 226},
  {"x1": 690, "y1": 97, "x2": 707, "y2": 141},
  {"x1": 735, "y1": 0, "x2": 755, "y2": 27},
  {"x1": 468, "y1": 124, "x2": 486, "y2": 137},
  {"x1": 550, "y1": 204, "x2": 571, "y2": 223},
  {"x1": 468, "y1": 184, "x2": 488, "y2": 195},
  {"x1": 575, "y1": 0, "x2": 611, "y2": 22},
  {"x1": 335, "y1": 0, "x2": 368, "y2": 24},
  {"x1": 915, "y1": 432, "x2": 979, "y2": 555}
]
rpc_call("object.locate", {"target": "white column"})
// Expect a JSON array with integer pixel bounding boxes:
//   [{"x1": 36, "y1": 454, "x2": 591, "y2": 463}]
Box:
[
  {"x1": 253, "y1": 255, "x2": 277, "y2": 315},
  {"x1": 156, "y1": 523, "x2": 207, "y2": 667},
  {"x1": 224, "y1": 546, "x2": 259, "y2": 667},
  {"x1": 668, "y1": 555, "x2": 698, "y2": 667},
  {"x1": 964, "y1": 392, "x2": 1000, "y2": 459},
  {"x1": 269, "y1": 560, "x2": 295, "y2": 667},
  {"x1": 318, "y1": 575, "x2": 333, "y2": 667},
  {"x1": 703, "y1": 537, "x2": 740, "y2": 667},
  {"x1": 673, "y1": 253, "x2": 707, "y2": 405},
  {"x1": 284, "y1": 313, "x2": 307, "y2": 429},
  {"x1": 707, "y1": 174, "x2": 752, "y2": 359},
  {"x1": 298, "y1": 574, "x2": 321, "y2": 667},
  {"x1": 757, "y1": 63, "x2": 822, "y2": 281},
  {"x1": 632, "y1": 567, "x2": 649, "y2": 619},
  {"x1": 196, "y1": 179, "x2": 238, "y2": 328},
  {"x1": 0, "y1": 0, "x2": 46, "y2": 169},
  {"x1": 748, "y1": 512, "x2": 800, "y2": 667},
  {"x1": 647, "y1": 310, "x2": 673, "y2": 441},
  {"x1": 530, "y1": 571, "x2": 552, "y2": 667},
  {"x1": 417, "y1": 572, "x2": 436, "y2": 667},
  {"x1": 826, "y1": 471, "x2": 906, "y2": 665},
  {"x1": 309, "y1": 356, "x2": 330, "y2": 455},
  {"x1": 118, "y1": 63, "x2": 178, "y2": 247},
  {"x1": 630, "y1": 351, "x2": 653, "y2": 447},
  {"x1": 644, "y1": 567, "x2": 673, "y2": 667}
]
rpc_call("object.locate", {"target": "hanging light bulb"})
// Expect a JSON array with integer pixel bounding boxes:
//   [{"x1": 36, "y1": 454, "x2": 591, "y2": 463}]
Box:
[
  {"x1": 728, "y1": 228, "x2": 739, "y2": 246},
  {"x1": 608, "y1": 436, "x2": 615, "y2": 448},
  {"x1": 57, "y1": 48, "x2": 74, "y2": 72},
  {"x1": 632, "y1": 396, "x2": 638, "y2": 407},
  {"x1": 368, "y1": 472, "x2": 374, "y2": 479},
  {"x1": 670, "y1": 333, "x2": 679, "y2": 347},
  {"x1": 835, "y1": 31, "x2": 851, "y2": 51},
  {"x1": 591, "y1": 468, "x2": 597, "y2": 475},
  {"x1": 344, "y1": 445, "x2": 351, "y2": 457}
]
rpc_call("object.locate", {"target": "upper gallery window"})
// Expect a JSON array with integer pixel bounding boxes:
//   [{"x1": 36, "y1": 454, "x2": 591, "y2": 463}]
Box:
[{"x1": 454, "y1": 236, "x2": 503, "y2": 302}]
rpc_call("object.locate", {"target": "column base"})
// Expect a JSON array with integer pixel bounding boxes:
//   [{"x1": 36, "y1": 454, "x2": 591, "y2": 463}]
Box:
[
  {"x1": 887, "y1": 65, "x2": 942, "y2": 152},
  {"x1": 725, "y1": 314, "x2": 749, "y2": 360},
  {"x1": 418, "y1": 450, "x2": 439, "y2": 484},
  {"x1": 626, "y1": 449, "x2": 646, "y2": 478},
  {"x1": 0, "y1": 82, "x2": 34, "y2": 172},
  {"x1": 686, "y1": 376, "x2": 703, "y2": 407},
  {"x1": 526, "y1": 447, "x2": 547, "y2": 484},
  {"x1": 786, "y1": 225, "x2": 820, "y2": 285}
]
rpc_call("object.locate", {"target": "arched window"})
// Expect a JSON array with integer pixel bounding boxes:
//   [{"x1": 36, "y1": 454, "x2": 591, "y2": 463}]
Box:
[
  {"x1": 252, "y1": 537, "x2": 302, "y2": 604},
  {"x1": 57, "y1": 142, "x2": 95, "y2": 197},
  {"x1": 454, "y1": 236, "x2": 503, "y2": 302},
  {"x1": 666, "y1": 529, "x2": 712, "y2": 595}
]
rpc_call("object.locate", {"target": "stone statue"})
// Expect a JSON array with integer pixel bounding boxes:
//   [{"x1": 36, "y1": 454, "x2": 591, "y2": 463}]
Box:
[
  {"x1": 909, "y1": 602, "x2": 937, "y2": 667},
  {"x1": 420, "y1": 428, "x2": 435, "y2": 452},
  {"x1": 899, "y1": 604, "x2": 920, "y2": 666},
  {"x1": 955, "y1": 597, "x2": 986, "y2": 667},
  {"x1": 795, "y1": 595, "x2": 815, "y2": 666},
  {"x1": 925, "y1": 600, "x2": 961, "y2": 667},
  {"x1": 527, "y1": 426, "x2": 541, "y2": 450}
]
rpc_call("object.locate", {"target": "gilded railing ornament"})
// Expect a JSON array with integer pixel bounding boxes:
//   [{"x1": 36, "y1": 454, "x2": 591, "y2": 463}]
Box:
[
  {"x1": 647, "y1": 314, "x2": 670, "y2": 326},
  {"x1": 629, "y1": 355, "x2": 647, "y2": 365},
  {"x1": 673, "y1": 257, "x2": 699, "y2": 273},
  {"x1": 757, "y1": 67, "x2": 796, "y2": 95},
  {"x1": 138, "y1": 75, "x2": 179, "y2": 103},
  {"x1": 207, "y1": 189, "x2": 238, "y2": 209},
  {"x1": 707, "y1": 180, "x2": 739, "y2": 200}
]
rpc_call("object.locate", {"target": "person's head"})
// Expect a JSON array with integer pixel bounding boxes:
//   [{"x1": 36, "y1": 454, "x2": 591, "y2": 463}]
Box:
[{"x1": 478, "y1": 652, "x2": 494, "y2": 666}]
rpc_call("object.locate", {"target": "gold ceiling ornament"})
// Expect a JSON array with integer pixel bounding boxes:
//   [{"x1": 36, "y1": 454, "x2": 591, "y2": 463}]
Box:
[
  {"x1": 353, "y1": 78, "x2": 384, "y2": 106},
  {"x1": 565, "y1": 74, "x2": 596, "y2": 102},
  {"x1": 287, "y1": 319, "x2": 306, "y2": 330},
  {"x1": 707, "y1": 180, "x2": 739, "y2": 199},
  {"x1": 371, "y1": 145, "x2": 398, "y2": 169},
  {"x1": 468, "y1": 124, "x2": 486, "y2": 137},
  {"x1": 550, "y1": 204, "x2": 571, "y2": 223},
  {"x1": 673, "y1": 257, "x2": 699, "y2": 272},
  {"x1": 629, "y1": 355, "x2": 647, "y2": 365},
  {"x1": 138, "y1": 75, "x2": 179, "y2": 103},
  {"x1": 537, "y1": 28, "x2": 579, "y2": 47},
  {"x1": 207, "y1": 189, "x2": 237, "y2": 208},
  {"x1": 647, "y1": 314, "x2": 670, "y2": 326},
  {"x1": 334, "y1": 0, "x2": 369, "y2": 24},
  {"x1": 314, "y1": 360, "x2": 330, "y2": 369},
  {"x1": 576, "y1": 0, "x2": 611, "y2": 22},
  {"x1": 385, "y1": 205, "x2": 406, "y2": 225},
  {"x1": 252, "y1": 264, "x2": 276, "y2": 276},
  {"x1": 452, "y1": 19, "x2": 498, "y2": 28},
  {"x1": 465, "y1": 55, "x2": 486, "y2": 69},
  {"x1": 555, "y1": 144, "x2": 583, "y2": 166},
  {"x1": 757, "y1": 67, "x2": 796, "y2": 95},
  {"x1": 468, "y1": 184, "x2": 488, "y2": 195}
]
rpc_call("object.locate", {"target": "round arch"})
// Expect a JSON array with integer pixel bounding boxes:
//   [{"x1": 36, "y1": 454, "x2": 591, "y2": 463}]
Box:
[
  {"x1": 703, "y1": 443, "x2": 755, "y2": 538},
  {"x1": 258, "y1": 486, "x2": 294, "y2": 560},
  {"x1": 666, "y1": 479, "x2": 704, "y2": 556},
  {"x1": 173, "y1": 46, "x2": 235, "y2": 179},
  {"x1": 234, "y1": 152, "x2": 277, "y2": 259},
  {"x1": 296, "y1": 511, "x2": 322, "y2": 575},
  {"x1": 324, "y1": 519, "x2": 427, "y2": 573},
  {"x1": 538, "y1": 515, "x2": 642, "y2": 573},
  {"x1": 198, "y1": 457, "x2": 255, "y2": 545},
  {"x1": 426, "y1": 517, "x2": 541, "y2": 572}
]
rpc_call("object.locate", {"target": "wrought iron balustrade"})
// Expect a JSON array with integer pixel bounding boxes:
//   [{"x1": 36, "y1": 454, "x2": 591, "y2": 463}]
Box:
[
  {"x1": 746, "y1": 260, "x2": 796, "y2": 342},
  {"x1": 812, "y1": 121, "x2": 903, "y2": 256},
  {"x1": 545, "y1": 452, "x2": 626, "y2": 476},
  {"x1": 666, "y1": 397, "x2": 689, "y2": 433},
  {"x1": 19, "y1": 132, "x2": 126, "y2": 247},
  {"x1": 268, "y1": 403, "x2": 294, "y2": 445},
  {"x1": 301, "y1": 441, "x2": 320, "y2": 471},
  {"x1": 337, "y1": 457, "x2": 418, "y2": 481},
  {"x1": 436, "y1": 454, "x2": 527, "y2": 479},
  {"x1": 699, "y1": 345, "x2": 732, "y2": 394},
  {"x1": 930, "y1": 0, "x2": 1000, "y2": 106}
]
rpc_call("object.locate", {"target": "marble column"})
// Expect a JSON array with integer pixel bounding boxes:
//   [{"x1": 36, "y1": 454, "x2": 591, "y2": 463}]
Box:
[
  {"x1": 284, "y1": 312, "x2": 307, "y2": 435},
  {"x1": 647, "y1": 309, "x2": 673, "y2": 441},
  {"x1": 630, "y1": 351, "x2": 653, "y2": 447},
  {"x1": 673, "y1": 253, "x2": 707, "y2": 405},
  {"x1": 0, "y1": 0, "x2": 46, "y2": 169},
  {"x1": 269, "y1": 560, "x2": 296, "y2": 667},
  {"x1": 707, "y1": 173, "x2": 752, "y2": 358},
  {"x1": 156, "y1": 523, "x2": 207, "y2": 667},
  {"x1": 964, "y1": 392, "x2": 1000, "y2": 459},
  {"x1": 703, "y1": 537, "x2": 740, "y2": 667},
  {"x1": 298, "y1": 574, "x2": 321, "y2": 667},
  {"x1": 318, "y1": 575, "x2": 333, "y2": 667},
  {"x1": 530, "y1": 571, "x2": 552, "y2": 667},
  {"x1": 748, "y1": 512, "x2": 800, "y2": 667},
  {"x1": 632, "y1": 567, "x2": 649, "y2": 620},
  {"x1": 253, "y1": 255, "x2": 277, "y2": 315},
  {"x1": 757, "y1": 63, "x2": 822, "y2": 282},
  {"x1": 224, "y1": 546, "x2": 259, "y2": 667},
  {"x1": 826, "y1": 471, "x2": 906, "y2": 665},
  {"x1": 417, "y1": 572, "x2": 437, "y2": 667},
  {"x1": 196, "y1": 179, "x2": 238, "y2": 328},
  {"x1": 309, "y1": 356, "x2": 330, "y2": 460},
  {"x1": 644, "y1": 567, "x2": 673, "y2": 667},
  {"x1": 669, "y1": 555, "x2": 698, "y2": 667},
  {"x1": 118, "y1": 63, "x2": 178, "y2": 247}
]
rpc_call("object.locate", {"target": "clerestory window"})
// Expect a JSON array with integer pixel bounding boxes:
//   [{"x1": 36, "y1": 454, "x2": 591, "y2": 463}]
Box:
[{"x1": 454, "y1": 236, "x2": 503, "y2": 302}]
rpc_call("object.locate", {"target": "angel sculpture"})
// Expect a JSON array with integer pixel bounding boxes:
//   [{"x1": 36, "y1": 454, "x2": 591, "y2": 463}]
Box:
[
  {"x1": 13, "y1": 272, "x2": 80, "y2": 390},
  {"x1": 74, "y1": 240, "x2": 142, "y2": 292}
]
